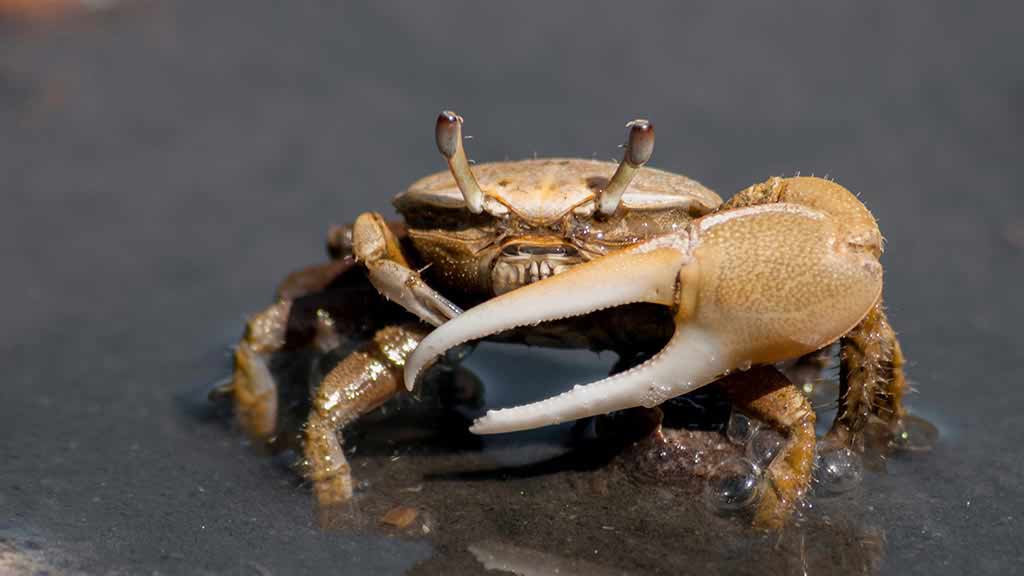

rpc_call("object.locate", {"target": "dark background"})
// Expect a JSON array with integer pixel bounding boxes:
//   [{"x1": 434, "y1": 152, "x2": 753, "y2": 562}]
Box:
[{"x1": 1, "y1": 1, "x2": 1022, "y2": 574}]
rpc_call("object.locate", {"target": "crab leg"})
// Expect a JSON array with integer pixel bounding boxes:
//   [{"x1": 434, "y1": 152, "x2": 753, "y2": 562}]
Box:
[
  {"x1": 828, "y1": 301, "x2": 908, "y2": 447},
  {"x1": 405, "y1": 177, "x2": 885, "y2": 435},
  {"x1": 718, "y1": 366, "x2": 817, "y2": 528},
  {"x1": 305, "y1": 324, "x2": 427, "y2": 505}
]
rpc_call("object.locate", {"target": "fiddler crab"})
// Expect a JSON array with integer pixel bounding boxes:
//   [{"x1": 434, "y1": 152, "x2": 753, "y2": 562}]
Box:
[{"x1": 220, "y1": 111, "x2": 910, "y2": 528}]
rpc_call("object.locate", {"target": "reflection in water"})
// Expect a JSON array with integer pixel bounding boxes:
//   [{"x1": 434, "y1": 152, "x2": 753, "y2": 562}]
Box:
[
  {"x1": 469, "y1": 540, "x2": 634, "y2": 576},
  {"x1": 889, "y1": 414, "x2": 939, "y2": 452}
]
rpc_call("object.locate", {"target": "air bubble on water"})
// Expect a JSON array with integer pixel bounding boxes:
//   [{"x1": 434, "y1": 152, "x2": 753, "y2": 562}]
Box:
[
  {"x1": 737, "y1": 359, "x2": 753, "y2": 372},
  {"x1": 726, "y1": 410, "x2": 757, "y2": 446},
  {"x1": 747, "y1": 428, "x2": 785, "y2": 467},
  {"x1": 890, "y1": 414, "x2": 939, "y2": 452},
  {"x1": 814, "y1": 445, "x2": 863, "y2": 495},
  {"x1": 704, "y1": 457, "x2": 761, "y2": 513}
]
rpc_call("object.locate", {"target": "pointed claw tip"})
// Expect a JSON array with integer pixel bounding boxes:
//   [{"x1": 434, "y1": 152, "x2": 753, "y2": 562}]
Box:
[{"x1": 403, "y1": 368, "x2": 418, "y2": 392}]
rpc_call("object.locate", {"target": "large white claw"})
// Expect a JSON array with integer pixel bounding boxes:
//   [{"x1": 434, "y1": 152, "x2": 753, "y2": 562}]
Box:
[{"x1": 403, "y1": 240, "x2": 709, "y2": 433}]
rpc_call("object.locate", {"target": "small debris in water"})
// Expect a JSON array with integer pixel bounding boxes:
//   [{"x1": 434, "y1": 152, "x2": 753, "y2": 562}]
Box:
[{"x1": 381, "y1": 506, "x2": 419, "y2": 529}]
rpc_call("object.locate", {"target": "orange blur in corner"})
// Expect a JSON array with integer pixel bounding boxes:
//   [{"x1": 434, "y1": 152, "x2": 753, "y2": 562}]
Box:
[{"x1": 0, "y1": 0, "x2": 90, "y2": 19}]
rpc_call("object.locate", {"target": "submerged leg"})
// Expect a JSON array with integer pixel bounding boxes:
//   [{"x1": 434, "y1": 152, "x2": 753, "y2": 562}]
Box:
[
  {"x1": 304, "y1": 324, "x2": 427, "y2": 506},
  {"x1": 828, "y1": 302, "x2": 907, "y2": 448},
  {"x1": 230, "y1": 257, "x2": 375, "y2": 442},
  {"x1": 232, "y1": 301, "x2": 291, "y2": 441},
  {"x1": 719, "y1": 366, "x2": 816, "y2": 529}
]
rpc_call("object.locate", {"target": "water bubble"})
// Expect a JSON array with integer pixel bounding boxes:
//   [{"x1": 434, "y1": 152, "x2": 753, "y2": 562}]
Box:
[
  {"x1": 737, "y1": 359, "x2": 753, "y2": 371},
  {"x1": 890, "y1": 414, "x2": 939, "y2": 452},
  {"x1": 814, "y1": 445, "x2": 863, "y2": 494},
  {"x1": 747, "y1": 428, "x2": 785, "y2": 467},
  {"x1": 705, "y1": 457, "x2": 761, "y2": 513},
  {"x1": 726, "y1": 411, "x2": 757, "y2": 446}
]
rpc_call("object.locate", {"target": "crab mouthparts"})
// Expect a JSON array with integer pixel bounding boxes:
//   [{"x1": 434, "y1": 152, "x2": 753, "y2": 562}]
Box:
[
  {"x1": 491, "y1": 242, "x2": 583, "y2": 294},
  {"x1": 403, "y1": 241, "x2": 732, "y2": 435}
]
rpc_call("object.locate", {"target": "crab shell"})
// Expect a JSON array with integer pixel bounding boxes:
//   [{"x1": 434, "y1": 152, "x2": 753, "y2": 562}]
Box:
[
  {"x1": 395, "y1": 157, "x2": 722, "y2": 222},
  {"x1": 394, "y1": 158, "x2": 723, "y2": 298}
]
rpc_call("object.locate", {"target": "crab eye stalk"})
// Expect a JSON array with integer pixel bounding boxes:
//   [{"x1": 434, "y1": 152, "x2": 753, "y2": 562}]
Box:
[
  {"x1": 436, "y1": 110, "x2": 485, "y2": 214},
  {"x1": 597, "y1": 119, "x2": 655, "y2": 216}
]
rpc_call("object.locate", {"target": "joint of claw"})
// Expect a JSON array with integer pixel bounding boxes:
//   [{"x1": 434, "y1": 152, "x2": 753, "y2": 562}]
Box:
[
  {"x1": 436, "y1": 110, "x2": 485, "y2": 214},
  {"x1": 598, "y1": 119, "x2": 655, "y2": 216}
]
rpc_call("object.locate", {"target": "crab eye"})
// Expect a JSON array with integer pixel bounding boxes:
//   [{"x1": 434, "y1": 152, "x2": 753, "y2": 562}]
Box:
[
  {"x1": 597, "y1": 119, "x2": 656, "y2": 217},
  {"x1": 625, "y1": 119, "x2": 655, "y2": 167},
  {"x1": 435, "y1": 111, "x2": 462, "y2": 158},
  {"x1": 435, "y1": 110, "x2": 485, "y2": 214}
]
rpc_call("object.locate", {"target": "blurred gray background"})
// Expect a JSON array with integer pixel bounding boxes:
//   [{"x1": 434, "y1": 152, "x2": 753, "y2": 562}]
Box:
[{"x1": 1, "y1": 1, "x2": 1022, "y2": 574}]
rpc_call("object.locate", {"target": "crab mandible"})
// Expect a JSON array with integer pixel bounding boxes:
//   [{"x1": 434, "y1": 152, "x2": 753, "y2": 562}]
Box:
[{"x1": 226, "y1": 111, "x2": 906, "y2": 528}]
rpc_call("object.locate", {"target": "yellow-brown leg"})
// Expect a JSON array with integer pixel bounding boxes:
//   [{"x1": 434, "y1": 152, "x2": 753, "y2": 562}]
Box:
[
  {"x1": 719, "y1": 366, "x2": 817, "y2": 529},
  {"x1": 304, "y1": 324, "x2": 427, "y2": 506},
  {"x1": 231, "y1": 260, "x2": 358, "y2": 442},
  {"x1": 827, "y1": 302, "x2": 907, "y2": 449},
  {"x1": 232, "y1": 301, "x2": 291, "y2": 441}
]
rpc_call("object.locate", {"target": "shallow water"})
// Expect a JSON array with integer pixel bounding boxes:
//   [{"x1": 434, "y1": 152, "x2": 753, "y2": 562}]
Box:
[{"x1": 2, "y1": 2, "x2": 1023, "y2": 574}]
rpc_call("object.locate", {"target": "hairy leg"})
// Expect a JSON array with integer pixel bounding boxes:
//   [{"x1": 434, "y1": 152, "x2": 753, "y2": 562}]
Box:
[
  {"x1": 827, "y1": 302, "x2": 907, "y2": 448},
  {"x1": 718, "y1": 366, "x2": 817, "y2": 529},
  {"x1": 304, "y1": 324, "x2": 427, "y2": 505}
]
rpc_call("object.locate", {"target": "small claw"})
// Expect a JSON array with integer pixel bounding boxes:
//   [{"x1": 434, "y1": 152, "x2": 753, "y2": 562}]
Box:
[
  {"x1": 354, "y1": 212, "x2": 463, "y2": 327},
  {"x1": 365, "y1": 260, "x2": 462, "y2": 327}
]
